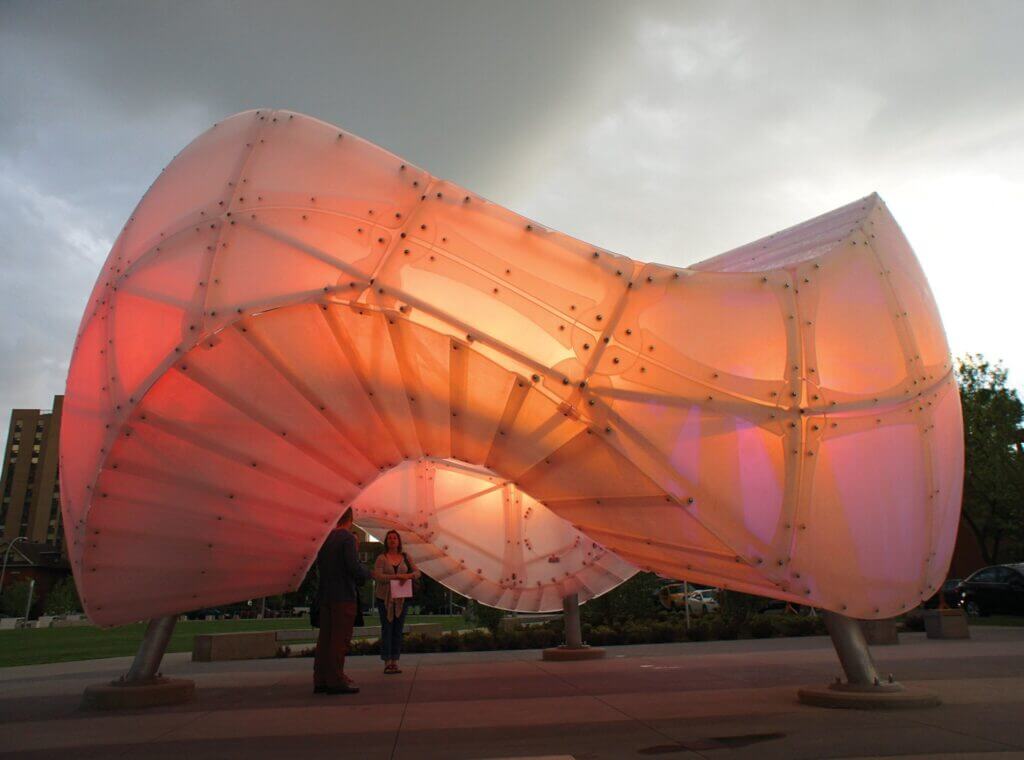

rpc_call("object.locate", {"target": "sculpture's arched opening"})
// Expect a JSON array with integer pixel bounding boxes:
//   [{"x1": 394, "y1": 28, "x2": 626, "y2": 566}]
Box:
[{"x1": 353, "y1": 457, "x2": 634, "y2": 611}]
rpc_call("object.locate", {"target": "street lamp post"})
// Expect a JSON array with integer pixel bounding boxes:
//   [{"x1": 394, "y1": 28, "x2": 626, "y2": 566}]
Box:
[{"x1": 0, "y1": 536, "x2": 29, "y2": 593}]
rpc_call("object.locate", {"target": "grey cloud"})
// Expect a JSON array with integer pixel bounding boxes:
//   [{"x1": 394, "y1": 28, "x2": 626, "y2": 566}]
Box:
[{"x1": 1, "y1": 0, "x2": 1022, "y2": 444}]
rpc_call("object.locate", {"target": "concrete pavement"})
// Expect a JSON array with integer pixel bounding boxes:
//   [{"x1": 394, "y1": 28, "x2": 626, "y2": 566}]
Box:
[{"x1": 2, "y1": 627, "x2": 1024, "y2": 759}]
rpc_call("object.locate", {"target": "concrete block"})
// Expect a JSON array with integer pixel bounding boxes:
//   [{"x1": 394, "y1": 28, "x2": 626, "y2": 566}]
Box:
[
  {"x1": 406, "y1": 623, "x2": 443, "y2": 637},
  {"x1": 52, "y1": 618, "x2": 93, "y2": 628},
  {"x1": 542, "y1": 646, "x2": 606, "y2": 661},
  {"x1": 500, "y1": 614, "x2": 562, "y2": 633},
  {"x1": 861, "y1": 618, "x2": 899, "y2": 645},
  {"x1": 0, "y1": 617, "x2": 20, "y2": 630},
  {"x1": 192, "y1": 630, "x2": 278, "y2": 661},
  {"x1": 352, "y1": 625, "x2": 382, "y2": 639},
  {"x1": 276, "y1": 628, "x2": 321, "y2": 643},
  {"x1": 923, "y1": 608, "x2": 970, "y2": 639}
]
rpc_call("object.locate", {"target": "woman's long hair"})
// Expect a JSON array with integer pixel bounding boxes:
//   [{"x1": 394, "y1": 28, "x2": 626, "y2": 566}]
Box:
[{"x1": 383, "y1": 529, "x2": 403, "y2": 553}]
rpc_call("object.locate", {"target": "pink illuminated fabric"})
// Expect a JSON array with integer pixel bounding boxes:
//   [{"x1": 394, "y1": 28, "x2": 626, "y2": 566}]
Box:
[{"x1": 62, "y1": 109, "x2": 963, "y2": 626}]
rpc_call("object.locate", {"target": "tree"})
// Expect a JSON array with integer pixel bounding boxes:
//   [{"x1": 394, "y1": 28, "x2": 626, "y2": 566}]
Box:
[
  {"x1": 956, "y1": 354, "x2": 1024, "y2": 565},
  {"x1": 0, "y1": 580, "x2": 34, "y2": 618},
  {"x1": 43, "y1": 576, "x2": 81, "y2": 616},
  {"x1": 582, "y1": 572, "x2": 664, "y2": 625}
]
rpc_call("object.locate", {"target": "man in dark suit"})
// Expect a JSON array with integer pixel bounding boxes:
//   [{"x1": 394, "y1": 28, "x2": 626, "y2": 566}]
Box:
[{"x1": 314, "y1": 507, "x2": 368, "y2": 695}]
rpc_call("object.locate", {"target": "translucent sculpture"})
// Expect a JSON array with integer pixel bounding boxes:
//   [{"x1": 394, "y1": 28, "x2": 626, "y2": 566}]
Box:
[{"x1": 62, "y1": 109, "x2": 963, "y2": 626}]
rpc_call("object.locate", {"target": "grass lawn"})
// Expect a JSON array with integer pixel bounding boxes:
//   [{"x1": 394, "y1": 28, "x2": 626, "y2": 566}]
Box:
[
  {"x1": 0, "y1": 614, "x2": 466, "y2": 668},
  {"x1": 967, "y1": 614, "x2": 1024, "y2": 627}
]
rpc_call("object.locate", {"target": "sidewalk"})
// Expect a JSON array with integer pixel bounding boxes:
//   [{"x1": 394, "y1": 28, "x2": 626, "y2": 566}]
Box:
[{"x1": 2, "y1": 627, "x2": 1024, "y2": 759}]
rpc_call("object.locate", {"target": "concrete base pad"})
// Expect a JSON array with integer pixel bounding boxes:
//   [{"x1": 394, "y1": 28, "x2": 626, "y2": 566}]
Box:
[
  {"x1": 860, "y1": 618, "x2": 900, "y2": 645},
  {"x1": 797, "y1": 682, "x2": 941, "y2": 710},
  {"x1": 82, "y1": 677, "x2": 195, "y2": 710},
  {"x1": 542, "y1": 646, "x2": 606, "y2": 661},
  {"x1": 923, "y1": 608, "x2": 971, "y2": 639}
]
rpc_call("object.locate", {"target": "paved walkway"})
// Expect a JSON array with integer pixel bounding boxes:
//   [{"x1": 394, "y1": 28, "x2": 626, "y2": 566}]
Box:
[{"x1": 2, "y1": 627, "x2": 1024, "y2": 759}]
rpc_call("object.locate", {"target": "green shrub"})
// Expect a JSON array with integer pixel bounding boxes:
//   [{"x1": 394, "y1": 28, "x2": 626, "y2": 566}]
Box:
[
  {"x1": 709, "y1": 616, "x2": 739, "y2": 640},
  {"x1": 438, "y1": 631, "x2": 462, "y2": 652},
  {"x1": 777, "y1": 614, "x2": 825, "y2": 637},
  {"x1": 686, "y1": 619, "x2": 710, "y2": 641},
  {"x1": 747, "y1": 614, "x2": 776, "y2": 639},
  {"x1": 460, "y1": 629, "x2": 497, "y2": 650},
  {"x1": 0, "y1": 580, "x2": 34, "y2": 617},
  {"x1": 43, "y1": 576, "x2": 81, "y2": 616},
  {"x1": 583, "y1": 572, "x2": 664, "y2": 626},
  {"x1": 299, "y1": 606, "x2": 828, "y2": 660},
  {"x1": 718, "y1": 591, "x2": 762, "y2": 625},
  {"x1": 468, "y1": 601, "x2": 505, "y2": 633}
]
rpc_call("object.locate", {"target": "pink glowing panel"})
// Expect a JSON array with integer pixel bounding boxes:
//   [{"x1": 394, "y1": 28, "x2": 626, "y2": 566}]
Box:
[{"x1": 62, "y1": 109, "x2": 963, "y2": 626}]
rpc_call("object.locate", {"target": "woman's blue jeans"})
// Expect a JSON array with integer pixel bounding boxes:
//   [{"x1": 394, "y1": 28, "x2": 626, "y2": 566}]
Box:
[{"x1": 376, "y1": 599, "x2": 408, "y2": 661}]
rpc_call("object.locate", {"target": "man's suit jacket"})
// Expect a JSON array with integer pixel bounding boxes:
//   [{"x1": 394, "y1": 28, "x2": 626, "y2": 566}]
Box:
[{"x1": 317, "y1": 528, "x2": 368, "y2": 603}]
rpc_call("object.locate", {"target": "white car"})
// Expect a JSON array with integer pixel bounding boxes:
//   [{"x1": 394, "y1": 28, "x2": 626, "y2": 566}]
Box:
[
  {"x1": 686, "y1": 589, "x2": 720, "y2": 616},
  {"x1": 656, "y1": 584, "x2": 720, "y2": 615}
]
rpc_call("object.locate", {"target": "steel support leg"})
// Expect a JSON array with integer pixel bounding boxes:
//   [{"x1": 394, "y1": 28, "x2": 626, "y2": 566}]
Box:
[
  {"x1": 83, "y1": 614, "x2": 194, "y2": 709},
  {"x1": 563, "y1": 593, "x2": 582, "y2": 648},
  {"x1": 542, "y1": 592, "x2": 604, "y2": 660},
  {"x1": 795, "y1": 610, "x2": 942, "y2": 708},
  {"x1": 823, "y1": 611, "x2": 881, "y2": 686},
  {"x1": 125, "y1": 616, "x2": 177, "y2": 683}
]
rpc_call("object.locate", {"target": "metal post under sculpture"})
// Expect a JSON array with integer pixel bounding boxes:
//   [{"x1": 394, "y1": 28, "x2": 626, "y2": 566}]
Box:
[
  {"x1": 62, "y1": 110, "x2": 963, "y2": 705},
  {"x1": 81, "y1": 615, "x2": 195, "y2": 709}
]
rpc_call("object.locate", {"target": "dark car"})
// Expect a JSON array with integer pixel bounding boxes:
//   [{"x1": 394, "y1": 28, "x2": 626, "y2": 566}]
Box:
[
  {"x1": 922, "y1": 578, "x2": 963, "y2": 609},
  {"x1": 185, "y1": 607, "x2": 224, "y2": 620},
  {"x1": 956, "y1": 564, "x2": 1024, "y2": 617}
]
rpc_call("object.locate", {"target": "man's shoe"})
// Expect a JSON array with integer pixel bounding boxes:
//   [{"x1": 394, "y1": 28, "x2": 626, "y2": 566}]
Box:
[
  {"x1": 323, "y1": 683, "x2": 360, "y2": 695},
  {"x1": 313, "y1": 684, "x2": 327, "y2": 694}
]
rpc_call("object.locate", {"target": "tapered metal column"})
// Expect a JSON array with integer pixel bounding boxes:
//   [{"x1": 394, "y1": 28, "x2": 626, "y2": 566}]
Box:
[
  {"x1": 823, "y1": 611, "x2": 880, "y2": 685},
  {"x1": 125, "y1": 616, "x2": 177, "y2": 683},
  {"x1": 798, "y1": 610, "x2": 940, "y2": 708},
  {"x1": 563, "y1": 593, "x2": 582, "y2": 648},
  {"x1": 542, "y1": 593, "x2": 604, "y2": 661}
]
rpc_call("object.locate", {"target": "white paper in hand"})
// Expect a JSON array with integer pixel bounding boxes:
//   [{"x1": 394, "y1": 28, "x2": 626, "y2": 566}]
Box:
[{"x1": 390, "y1": 579, "x2": 413, "y2": 599}]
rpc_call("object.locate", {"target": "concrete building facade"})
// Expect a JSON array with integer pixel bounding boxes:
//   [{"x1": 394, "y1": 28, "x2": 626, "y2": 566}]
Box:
[{"x1": 1, "y1": 396, "x2": 64, "y2": 548}]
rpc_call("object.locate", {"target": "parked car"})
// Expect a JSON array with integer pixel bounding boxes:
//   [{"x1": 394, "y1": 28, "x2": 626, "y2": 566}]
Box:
[
  {"x1": 185, "y1": 607, "x2": 224, "y2": 620},
  {"x1": 654, "y1": 584, "x2": 719, "y2": 615},
  {"x1": 687, "y1": 589, "x2": 720, "y2": 616},
  {"x1": 922, "y1": 578, "x2": 963, "y2": 609},
  {"x1": 956, "y1": 564, "x2": 1024, "y2": 617}
]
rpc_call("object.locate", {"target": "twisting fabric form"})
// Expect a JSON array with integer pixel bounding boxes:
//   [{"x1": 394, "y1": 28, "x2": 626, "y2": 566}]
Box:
[{"x1": 62, "y1": 109, "x2": 963, "y2": 626}]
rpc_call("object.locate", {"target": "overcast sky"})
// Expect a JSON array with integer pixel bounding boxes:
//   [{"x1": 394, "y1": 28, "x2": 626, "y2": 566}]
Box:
[{"x1": 2, "y1": 0, "x2": 1022, "y2": 431}]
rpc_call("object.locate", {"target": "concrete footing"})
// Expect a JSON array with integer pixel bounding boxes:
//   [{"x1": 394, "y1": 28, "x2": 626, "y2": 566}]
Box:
[
  {"x1": 82, "y1": 677, "x2": 195, "y2": 710},
  {"x1": 860, "y1": 618, "x2": 899, "y2": 645},
  {"x1": 192, "y1": 630, "x2": 279, "y2": 661},
  {"x1": 797, "y1": 682, "x2": 940, "y2": 710},
  {"x1": 542, "y1": 645, "x2": 606, "y2": 661},
  {"x1": 923, "y1": 608, "x2": 970, "y2": 639}
]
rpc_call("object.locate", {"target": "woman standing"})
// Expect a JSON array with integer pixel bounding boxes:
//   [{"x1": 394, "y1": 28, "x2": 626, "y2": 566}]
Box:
[{"x1": 372, "y1": 530, "x2": 421, "y2": 674}]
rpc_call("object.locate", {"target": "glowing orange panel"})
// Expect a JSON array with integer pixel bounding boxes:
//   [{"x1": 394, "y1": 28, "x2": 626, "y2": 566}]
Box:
[{"x1": 62, "y1": 110, "x2": 963, "y2": 626}]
